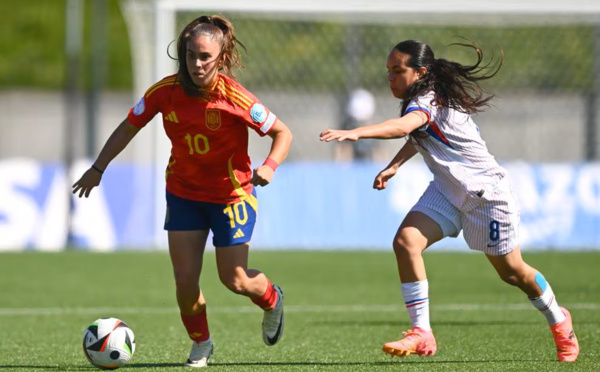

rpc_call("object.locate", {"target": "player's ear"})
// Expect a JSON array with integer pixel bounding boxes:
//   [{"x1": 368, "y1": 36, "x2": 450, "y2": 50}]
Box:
[
  {"x1": 219, "y1": 53, "x2": 226, "y2": 68},
  {"x1": 417, "y1": 66, "x2": 428, "y2": 79}
]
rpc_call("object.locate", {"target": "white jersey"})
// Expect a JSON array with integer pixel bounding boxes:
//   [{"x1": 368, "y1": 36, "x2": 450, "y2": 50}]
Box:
[{"x1": 405, "y1": 92, "x2": 507, "y2": 211}]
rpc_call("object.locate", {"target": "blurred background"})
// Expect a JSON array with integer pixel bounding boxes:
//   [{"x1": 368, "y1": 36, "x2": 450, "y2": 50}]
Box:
[{"x1": 1, "y1": 0, "x2": 599, "y2": 251}]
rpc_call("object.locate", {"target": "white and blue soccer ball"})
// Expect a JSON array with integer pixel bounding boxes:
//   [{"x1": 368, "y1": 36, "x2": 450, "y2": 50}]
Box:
[{"x1": 82, "y1": 317, "x2": 135, "y2": 370}]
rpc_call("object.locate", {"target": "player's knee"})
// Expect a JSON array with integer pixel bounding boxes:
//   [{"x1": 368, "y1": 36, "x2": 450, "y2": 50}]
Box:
[
  {"x1": 219, "y1": 272, "x2": 249, "y2": 295},
  {"x1": 393, "y1": 232, "x2": 419, "y2": 257},
  {"x1": 173, "y1": 272, "x2": 199, "y2": 292}
]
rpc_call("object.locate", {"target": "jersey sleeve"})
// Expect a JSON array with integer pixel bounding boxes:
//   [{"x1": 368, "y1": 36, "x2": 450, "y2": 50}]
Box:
[
  {"x1": 126, "y1": 78, "x2": 170, "y2": 128},
  {"x1": 246, "y1": 101, "x2": 278, "y2": 136},
  {"x1": 404, "y1": 92, "x2": 437, "y2": 132},
  {"x1": 218, "y1": 78, "x2": 278, "y2": 137}
]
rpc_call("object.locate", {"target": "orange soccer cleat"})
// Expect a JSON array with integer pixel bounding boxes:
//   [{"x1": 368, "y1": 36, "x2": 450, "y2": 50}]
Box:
[
  {"x1": 550, "y1": 307, "x2": 579, "y2": 362},
  {"x1": 382, "y1": 327, "x2": 437, "y2": 357}
]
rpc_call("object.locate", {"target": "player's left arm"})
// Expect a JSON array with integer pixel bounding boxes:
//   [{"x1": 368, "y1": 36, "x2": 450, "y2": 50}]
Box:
[
  {"x1": 251, "y1": 119, "x2": 293, "y2": 187},
  {"x1": 320, "y1": 111, "x2": 428, "y2": 142}
]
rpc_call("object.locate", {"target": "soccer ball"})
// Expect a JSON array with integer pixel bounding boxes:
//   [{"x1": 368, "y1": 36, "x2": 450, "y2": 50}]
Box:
[{"x1": 82, "y1": 317, "x2": 136, "y2": 370}]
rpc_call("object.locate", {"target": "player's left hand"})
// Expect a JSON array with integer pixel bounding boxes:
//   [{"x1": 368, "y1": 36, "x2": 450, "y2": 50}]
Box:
[
  {"x1": 251, "y1": 165, "x2": 274, "y2": 187},
  {"x1": 373, "y1": 167, "x2": 397, "y2": 190},
  {"x1": 319, "y1": 129, "x2": 359, "y2": 142}
]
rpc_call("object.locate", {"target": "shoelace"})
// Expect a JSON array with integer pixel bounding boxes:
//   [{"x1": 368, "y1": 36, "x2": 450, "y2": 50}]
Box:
[
  {"x1": 399, "y1": 330, "x2": 423, "y2": 344},
  {"x1": 552, "y1": 326, "x2": 571, "y2": 340},
  {"x1": 190, "y1": 342, "x2": 212, "y2": 359},
  {"x1": 264, "y1": 304, "x2": 281, "y2": 329},
  {"x1": 553, "y1": 329, "x2": 575, "y2": 350}
]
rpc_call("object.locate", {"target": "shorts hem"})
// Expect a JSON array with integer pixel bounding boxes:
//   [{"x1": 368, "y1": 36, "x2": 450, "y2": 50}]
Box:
[
  {"x1": 476, "y1": 243, "x2": 518, "y2": 256},
  {"x1": 411, "y1": 205, "x2": 460, "y2": 238}
]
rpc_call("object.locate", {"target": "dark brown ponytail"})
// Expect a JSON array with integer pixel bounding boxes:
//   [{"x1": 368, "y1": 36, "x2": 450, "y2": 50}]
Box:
[{"x1": 396, "y1": 39, "x2": 503, "y2": 115}]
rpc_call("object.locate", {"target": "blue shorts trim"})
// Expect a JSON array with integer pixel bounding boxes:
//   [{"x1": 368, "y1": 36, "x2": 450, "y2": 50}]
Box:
[{"x1": 164, "y1": 190, "x2": 257, "y2": 247}]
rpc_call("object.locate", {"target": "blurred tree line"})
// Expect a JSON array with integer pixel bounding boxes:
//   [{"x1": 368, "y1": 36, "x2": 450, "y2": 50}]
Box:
[
  {"x1": 0, "y1": 1, "x2": 595, "y2": 94},
  {"x1": 226, "y1": 17, "x2": 595, "y2": 94},
  {"x1": 0, "y1": 0, "x2": 131, "y2": 90}
]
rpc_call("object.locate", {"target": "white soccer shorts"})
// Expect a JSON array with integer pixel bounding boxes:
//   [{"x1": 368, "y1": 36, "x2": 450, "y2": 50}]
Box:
[{"x1": 410, "y1": 179, "x2": 520, "y2": 256}]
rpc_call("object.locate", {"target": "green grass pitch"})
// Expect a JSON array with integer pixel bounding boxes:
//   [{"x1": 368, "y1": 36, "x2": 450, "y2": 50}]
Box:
[{"x1": 0, "y1": 250, "x2": 598, "y2": 371}]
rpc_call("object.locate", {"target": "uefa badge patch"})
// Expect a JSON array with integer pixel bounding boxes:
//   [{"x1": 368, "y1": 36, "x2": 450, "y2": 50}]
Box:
[
  {"x1": 133, "y1": 97, "x2": 145, "y2": 115},
  {"x1": 250, "y1": 103, "x2": 268, "y2": 124},
  {"x1": 206, "y1": 109, "x2": 221, "y2": 130}
]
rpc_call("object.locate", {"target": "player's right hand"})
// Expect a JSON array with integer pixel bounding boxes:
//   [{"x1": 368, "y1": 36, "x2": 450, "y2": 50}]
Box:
[
  {"x1": 373, "y1": 167, "x2": 397, "y2": 190},
  {"x1": 72, "y1": 168, "x2": 103, "y2": 198},
  {"x1": 319, "y1": 129, "x2": 359, "y2": 142}
]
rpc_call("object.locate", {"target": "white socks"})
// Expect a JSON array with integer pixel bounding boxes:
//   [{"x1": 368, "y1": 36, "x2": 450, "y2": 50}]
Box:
[
  {"x1": 402, "y1": 280, "x2": 431, "y2": 331},
  {"x1": 401, "y1": 274, "x2": 566, "y2": 330},
  {"x1": 528, "y1": 272, "x2": 566, "y2": 325},
  {"x1": 529, "y1": 284, "x2": 566, "y2": 326}
]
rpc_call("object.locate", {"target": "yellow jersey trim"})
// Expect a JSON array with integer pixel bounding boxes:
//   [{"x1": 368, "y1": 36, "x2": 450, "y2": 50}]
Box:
[
  {"x1": 227, "y1": 155, "x2": 258, "y2": 211},
  {"x1": 165, "y1": 156, "x2": 176, "y2": 181},
  {"x1": 217, "y1": 80, "x2": 253, "y2": 110},
  {"x1": 146, "y1": 77, "x2": 178, "y2": 98}
]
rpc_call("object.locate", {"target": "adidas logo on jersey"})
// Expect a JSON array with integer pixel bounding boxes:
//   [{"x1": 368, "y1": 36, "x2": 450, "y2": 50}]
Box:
[
  {"x1": 165, "y1": 111, "x2": 179, "y2": 123},
  {"x1": 233, "y1": 229, "x2": 245, "y2": 239}
]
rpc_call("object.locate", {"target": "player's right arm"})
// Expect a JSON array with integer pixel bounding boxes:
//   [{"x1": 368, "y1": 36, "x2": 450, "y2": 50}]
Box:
[
  {"x1": 72, "y1": 119, "x2": 141, "y2": 198},
  {"x1": 373, "y1": 140, "x2": 418, "y2": 190},
  {"x1": 320, "y1": 111, "x2": 428, "y2": 142}
]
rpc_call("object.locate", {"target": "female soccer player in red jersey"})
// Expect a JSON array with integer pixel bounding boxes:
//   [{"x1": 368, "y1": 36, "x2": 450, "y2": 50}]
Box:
[
  {"x1": 321, "y1": 39, "x2": 578, "y2": 362},
  {"x1": 73, "y1": 15, "x2": 292, "y2": 367}
]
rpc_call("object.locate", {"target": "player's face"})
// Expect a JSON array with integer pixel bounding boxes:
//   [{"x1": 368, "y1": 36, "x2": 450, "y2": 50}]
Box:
[
  {"x1": 186, "y1": 34, "x2": 222, "y2": 88},
  {"x1": 387, "y1": 50, "x2": 422, "y2": 100}
]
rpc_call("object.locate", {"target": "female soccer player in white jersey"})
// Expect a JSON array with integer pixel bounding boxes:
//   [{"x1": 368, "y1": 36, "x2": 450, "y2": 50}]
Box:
[{"x1": 320, "y1": 39, "x2": 579, "y2": 362}]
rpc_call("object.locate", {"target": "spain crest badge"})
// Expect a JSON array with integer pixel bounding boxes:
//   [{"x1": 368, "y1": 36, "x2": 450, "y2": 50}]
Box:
[{"x1": 206, "y1": 109, "x2": 221, "y2": 130}]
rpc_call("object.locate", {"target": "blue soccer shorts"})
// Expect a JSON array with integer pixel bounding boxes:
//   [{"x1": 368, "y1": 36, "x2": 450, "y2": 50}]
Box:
[{"x1": 164, "y1": 189, "x2": 257, "y2": 248}]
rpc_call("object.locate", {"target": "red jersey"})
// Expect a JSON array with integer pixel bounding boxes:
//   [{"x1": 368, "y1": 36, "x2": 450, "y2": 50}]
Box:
[{"x1": 127, "y1": 73, "x2": 278, "y2": 204}]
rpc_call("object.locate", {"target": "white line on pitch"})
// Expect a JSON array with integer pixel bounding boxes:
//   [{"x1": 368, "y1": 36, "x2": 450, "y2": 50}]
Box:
[{"x1": 0, "y1": 303, "x2": 598, "y2": 316}]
